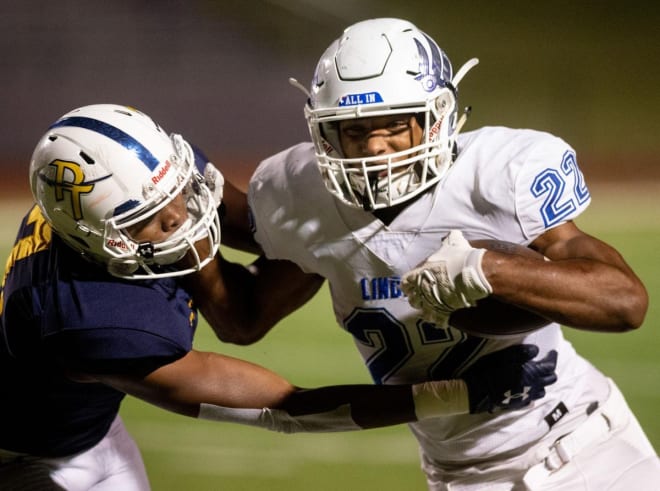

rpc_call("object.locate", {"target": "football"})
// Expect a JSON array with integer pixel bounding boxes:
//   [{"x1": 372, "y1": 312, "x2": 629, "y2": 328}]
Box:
[{"x1": 447, "y1": 240, "x2": 550, "y2": 338}]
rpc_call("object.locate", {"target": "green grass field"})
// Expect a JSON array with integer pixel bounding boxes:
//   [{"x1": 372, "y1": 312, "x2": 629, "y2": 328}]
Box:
[{"x1": 1, "y1": 182, "x2": 658, "y2": 490}]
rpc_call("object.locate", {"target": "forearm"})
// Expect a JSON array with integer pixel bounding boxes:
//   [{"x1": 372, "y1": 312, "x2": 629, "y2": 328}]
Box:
[
  {"x1": 483, "y1": 252, "x2": 648, "y2": 331},
  {"x1": 182, "y1": 257, "x2": 280, "y2": 344},
  {"x1": 181, "y1": 257, "x2": 260, "y2": 344},
  {"x1": 198, "y1": 381, "x2": 469, "y2": 433},
  {"x1": 218, "y1": 256, "x2": 325, "y2": 344},
  {"x1": 203, "y1": 257, "x2": 276, "y2": 344}
]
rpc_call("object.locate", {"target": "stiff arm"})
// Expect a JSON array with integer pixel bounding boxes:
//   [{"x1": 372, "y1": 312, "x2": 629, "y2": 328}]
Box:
[{"x1": 94, "y1": 345, "x2": 556, "y2": 433}]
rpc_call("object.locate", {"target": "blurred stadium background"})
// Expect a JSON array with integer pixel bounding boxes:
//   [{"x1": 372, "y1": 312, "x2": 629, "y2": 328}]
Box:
[{"x1": 1, "y1": 1, "x2": 659, "y2": 489}]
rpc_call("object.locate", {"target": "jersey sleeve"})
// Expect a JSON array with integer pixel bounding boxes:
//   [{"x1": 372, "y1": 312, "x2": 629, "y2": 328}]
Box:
[
  {"x1": 44, "y1": 275, "x2": 196, "y2": 376},
  {"x1": 248, "y1": 142, "x2": 322, "y2": 264},
  {"x1": 513, "y1": 133, "x2": 591, "y2": 240},
  {"x1": 248, "y1": 161, "x2": 277, "y2": 258}
]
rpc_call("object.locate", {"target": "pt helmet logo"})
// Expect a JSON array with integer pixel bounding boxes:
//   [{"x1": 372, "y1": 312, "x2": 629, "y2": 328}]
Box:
[{"x1": 46, "y1": 159, "x2": 94, "y2": 220}]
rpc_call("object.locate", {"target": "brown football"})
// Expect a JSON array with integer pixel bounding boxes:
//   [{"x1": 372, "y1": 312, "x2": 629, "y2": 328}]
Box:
[{"x1": 447, "y1": 240, "x2": 550, "y2": 338}]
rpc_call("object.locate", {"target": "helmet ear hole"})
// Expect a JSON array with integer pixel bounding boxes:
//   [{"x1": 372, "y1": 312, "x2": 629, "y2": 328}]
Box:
[{"x1": 435, "y1": 91, "x2": 454, "y2": 113}]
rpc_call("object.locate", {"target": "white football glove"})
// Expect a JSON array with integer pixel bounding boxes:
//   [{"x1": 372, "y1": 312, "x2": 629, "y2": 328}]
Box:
[
  {"x1": 202, "y1": 161, "x2": 224, "y2": 208},
  {"x1": 402, "y1": 230, "x2": 493, "y2": 327}
]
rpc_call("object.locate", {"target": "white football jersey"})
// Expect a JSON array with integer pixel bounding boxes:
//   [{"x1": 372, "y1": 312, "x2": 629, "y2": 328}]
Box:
[{"x1": 248, "y1": 126, "x2": 609, "y2": 465}]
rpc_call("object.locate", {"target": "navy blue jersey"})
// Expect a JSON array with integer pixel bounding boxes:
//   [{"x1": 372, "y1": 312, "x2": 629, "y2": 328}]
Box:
[{"x1": 0, "y1": 205, "x2": 198, "y2": 457}]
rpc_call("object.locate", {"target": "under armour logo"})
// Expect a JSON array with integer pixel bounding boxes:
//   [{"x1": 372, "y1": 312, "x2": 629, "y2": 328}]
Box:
[
  {"x1": 501, "y1": 386, "x2": 531, "y2": 405},
  {"x1": 137, "y1": 242, "x2": 155, "y2": 259}
]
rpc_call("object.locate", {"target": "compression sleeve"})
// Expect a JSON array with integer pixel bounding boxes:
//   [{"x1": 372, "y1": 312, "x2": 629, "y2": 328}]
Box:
[
  {"x1": 198, "y1": 404, "x2": 361, "y2": 433},
  {"x1": 197, "y1": 380, "x2": 469, "y2": 433}
]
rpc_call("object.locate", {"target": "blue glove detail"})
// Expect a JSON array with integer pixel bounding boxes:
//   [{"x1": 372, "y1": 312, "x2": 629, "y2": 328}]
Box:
[{"x1": 462, "y1": 345, "x2": 558, "y2": 414}]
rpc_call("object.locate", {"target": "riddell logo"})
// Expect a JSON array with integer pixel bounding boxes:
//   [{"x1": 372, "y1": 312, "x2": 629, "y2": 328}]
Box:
[
  {"x1": 151, "y1": 160, "x2": 172, "y2": 185},
  {"x1": 107, "y1": 238, "x2": 129, "y2": 250},
  {"x1": 427, "y1": 117, "x2": 443, "y2": 140}
]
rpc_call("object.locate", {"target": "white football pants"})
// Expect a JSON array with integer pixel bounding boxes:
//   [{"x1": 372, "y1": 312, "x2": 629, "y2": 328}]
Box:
[
  {"x1": 422, "y1": 378, "x2": 660, "y2": 490},
  {"x1": 50, "y1": 415, "x2": 149, "y2": 490}
]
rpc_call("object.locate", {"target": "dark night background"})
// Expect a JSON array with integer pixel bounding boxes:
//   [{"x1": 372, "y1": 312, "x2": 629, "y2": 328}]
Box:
[{"x1": 2, "y1": 1, "x2": 659, "y2": 195}]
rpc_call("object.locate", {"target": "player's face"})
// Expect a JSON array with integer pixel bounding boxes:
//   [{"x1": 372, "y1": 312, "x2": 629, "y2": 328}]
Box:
[
  {"x1": 338, "y1": 114, "x2": 424, "y2": 161},
  {"x1": 126, "y1": 193, "x2": 189, "y2": 243}
]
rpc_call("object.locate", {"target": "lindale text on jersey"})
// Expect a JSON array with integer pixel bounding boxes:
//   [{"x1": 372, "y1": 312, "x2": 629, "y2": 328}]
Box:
[{"x1": 360, "y1": 276, "x2": 403, "y2": 301}]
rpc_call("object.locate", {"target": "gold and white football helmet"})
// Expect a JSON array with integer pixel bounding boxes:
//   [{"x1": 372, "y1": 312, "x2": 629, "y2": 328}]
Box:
[{"x1": 30, "y1": 104, "x2": 220, "y2": 279}]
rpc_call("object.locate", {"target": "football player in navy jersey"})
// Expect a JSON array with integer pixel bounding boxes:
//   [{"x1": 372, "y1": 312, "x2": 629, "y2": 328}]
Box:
[
  {"x1": 0, "y1": 104, "x2": 557, "y2": 490},
  {"x1": 191, "y1": 18, "x2": 659, "y2": 491}
]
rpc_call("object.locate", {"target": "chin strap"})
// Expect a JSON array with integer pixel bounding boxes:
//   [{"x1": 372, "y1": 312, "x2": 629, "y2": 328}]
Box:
[{"x1": 455, "y1": 106, "x2": 473, "y2": 136}]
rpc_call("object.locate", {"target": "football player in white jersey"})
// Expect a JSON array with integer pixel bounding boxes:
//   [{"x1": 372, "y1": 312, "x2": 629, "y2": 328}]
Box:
[{"x1": 194, "y1": 18, "x2": 659, "y2": 491}]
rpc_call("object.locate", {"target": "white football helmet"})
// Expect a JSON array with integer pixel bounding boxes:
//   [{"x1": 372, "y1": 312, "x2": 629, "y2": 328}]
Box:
[
  {"x1": 29, "y1": 104, "x2": 221, "y2": 279},
  {"x1": 299, "y1": 18, "x2": 478, "y2": 210}
]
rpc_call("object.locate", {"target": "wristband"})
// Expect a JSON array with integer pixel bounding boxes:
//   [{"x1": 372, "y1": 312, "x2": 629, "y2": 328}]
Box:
[
  {"x1": 463, "y1": 248, "x2": 492, "y2": 297},
  {"x1": 411, "y1": 379, "x2": 470, "y2": 419}
]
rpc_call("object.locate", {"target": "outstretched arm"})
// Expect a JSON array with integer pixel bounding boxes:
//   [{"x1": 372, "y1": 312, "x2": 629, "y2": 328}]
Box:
[{"x1": 92, "y1": 345, "x2": 557, "y2": 433}]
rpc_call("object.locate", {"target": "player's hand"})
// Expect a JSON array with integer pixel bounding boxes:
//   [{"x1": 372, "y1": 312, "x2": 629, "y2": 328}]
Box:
[
  {"x1": 202, "y1": 161, "x2": 224, "y2": 208},
  {"x1": 401, "y1": 230, "x2": 492, "y2": 327},
  {"x1": 461, "y1": 345, "x2": 558, "y2": 414}
]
